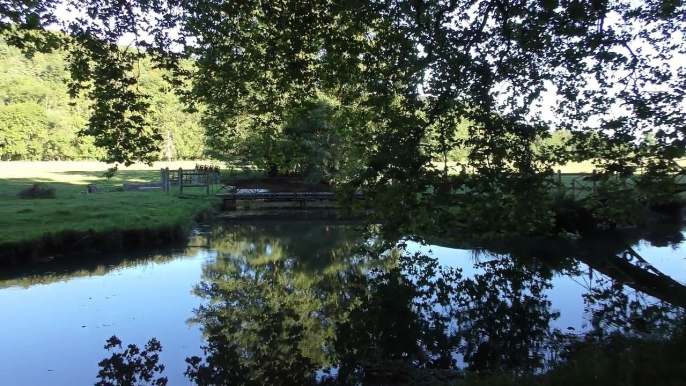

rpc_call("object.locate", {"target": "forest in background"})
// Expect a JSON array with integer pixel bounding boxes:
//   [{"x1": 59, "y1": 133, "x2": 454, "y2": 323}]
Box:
[
  {"x1": 0, "y1": 38, "x2": 206, "y2": 161},
  {"x1": 0, "y1": 36, "x2": 575, "y2": 172}
]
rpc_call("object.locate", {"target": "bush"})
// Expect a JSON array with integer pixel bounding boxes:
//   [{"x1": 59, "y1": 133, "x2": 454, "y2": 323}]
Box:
[{"x1": 18, "y1": 184, "x2": 56, "y2": 199}]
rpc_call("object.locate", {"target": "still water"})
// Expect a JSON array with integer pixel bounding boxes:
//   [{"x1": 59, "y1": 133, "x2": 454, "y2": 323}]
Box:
[{"x1": 1, "y1": 220, "x2": 685, "y2": 385}]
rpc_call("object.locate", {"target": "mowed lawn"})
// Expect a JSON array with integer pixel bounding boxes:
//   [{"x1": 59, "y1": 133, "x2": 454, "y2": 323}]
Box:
[{"x1": 0, "y1": 161, "x2": 218, "y2": 245}]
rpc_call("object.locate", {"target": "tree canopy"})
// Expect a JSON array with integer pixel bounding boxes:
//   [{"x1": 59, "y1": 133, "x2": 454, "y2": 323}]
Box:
[{"x1": 2, "y1": 0, "x2": 685, "y2": 236}]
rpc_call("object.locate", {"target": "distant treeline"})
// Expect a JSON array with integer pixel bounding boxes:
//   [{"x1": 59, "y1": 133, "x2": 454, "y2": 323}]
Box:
[{"x1": 0, "y1": 39, "x2": 206, "y2": 161}]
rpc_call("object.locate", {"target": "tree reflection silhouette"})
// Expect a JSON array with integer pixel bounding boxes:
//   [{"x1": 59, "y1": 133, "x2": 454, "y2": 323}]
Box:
[
  {"x1": 96, "y1": 222, "x2": 686, "y2": 385},
  {"x1": 184, "y1": 223, "x2": 564, "y2": 384}
]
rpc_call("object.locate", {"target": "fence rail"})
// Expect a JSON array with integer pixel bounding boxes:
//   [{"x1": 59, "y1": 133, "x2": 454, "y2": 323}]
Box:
[
  {"x1": 160, "y1": 167, "x2": 220, "y2": 196},
  {"x1": 556, "y1": 160, "x2": 686, "y2": 201}
]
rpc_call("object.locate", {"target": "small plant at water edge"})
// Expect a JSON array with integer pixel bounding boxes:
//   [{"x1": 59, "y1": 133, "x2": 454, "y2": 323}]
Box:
[{"x1": 18, "y1": 184, "x2": 56, "y2": 199}]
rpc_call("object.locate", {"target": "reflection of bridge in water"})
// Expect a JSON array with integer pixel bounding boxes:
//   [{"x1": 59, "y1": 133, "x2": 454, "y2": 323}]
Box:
[
  {"x1": 428, "y1": 236, "x2": 686, "y2": 309},
  {"x1": 576, "y1": 248, "x2": 686, "y2": 309}
]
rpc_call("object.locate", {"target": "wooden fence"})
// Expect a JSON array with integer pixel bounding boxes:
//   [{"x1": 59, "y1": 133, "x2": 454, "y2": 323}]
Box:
[
  {"x1": 159, "y1": 167, "x2": 220, "y2": 196},
  {"x1": 556, "y1": 165, "x2": 686, "y2": 201},
  {"x1": 557, "y1": 170, "x2": 598, "y2": 200}
]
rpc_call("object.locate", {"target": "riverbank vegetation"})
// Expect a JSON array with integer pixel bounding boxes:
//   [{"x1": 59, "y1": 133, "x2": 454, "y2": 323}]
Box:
[{"x1": 0, "y1": 161, "x2": 217, "y2": 264}]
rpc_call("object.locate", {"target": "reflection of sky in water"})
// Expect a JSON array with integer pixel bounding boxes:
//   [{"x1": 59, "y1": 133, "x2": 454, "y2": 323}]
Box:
[
  {"x1": 0, "y1": 228, "x2": 684, "y2": 385},
  {"x1": 634, "y1": 239, "x2": 686, "y2": 283},
  {"x1": 404, "y1": 235, "x2": 686, "y2": 333},
  {"x1": 0, "y1": 251, "x2": 212, "y2": 386}
]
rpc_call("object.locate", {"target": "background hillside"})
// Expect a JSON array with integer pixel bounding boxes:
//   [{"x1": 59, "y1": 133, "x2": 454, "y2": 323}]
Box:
[{"x1": 0, "y1": 39, "x2": 206, "y2": 161}]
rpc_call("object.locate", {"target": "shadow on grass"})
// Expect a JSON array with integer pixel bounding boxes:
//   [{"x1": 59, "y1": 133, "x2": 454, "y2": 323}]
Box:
[
  {"x1": 0, "y1": 169, "x2": 213, "y2": 197},
  {"x1": 0, "y1": 178, "x2": 130, "y2": 200}
]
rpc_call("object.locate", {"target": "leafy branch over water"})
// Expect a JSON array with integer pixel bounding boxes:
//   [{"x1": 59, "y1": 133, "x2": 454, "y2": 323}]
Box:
[{"x1": 3, "y1": 0, "x2": 686, "y2": 236}]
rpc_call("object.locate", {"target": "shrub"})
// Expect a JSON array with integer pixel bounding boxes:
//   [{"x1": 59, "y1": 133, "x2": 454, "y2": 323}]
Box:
[{"x1": 18, "y1": 184, "x2": 56, "y2": 199}]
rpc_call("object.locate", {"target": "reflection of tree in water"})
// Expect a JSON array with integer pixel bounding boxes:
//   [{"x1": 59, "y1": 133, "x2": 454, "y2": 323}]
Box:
[
  {"x1": 187, "y1": 252, "x2": 326, "y2": 385},
  {"x1": 205, "y1": 222, "x2": 366, "y2": 273},
  {"x1": 185, "y1": 222, "x2": 401, "y2": 385},
  {"x1": 568, "y1": 233, "x2": 686, "y2": 340},
  {"x1": 185, "y1": 223, "x2": 569, "y2": 383},
  {"x1": 98, "y1": 222, "x2": 686, "y2": 384},
  {"x1": 429, "y1": 233, "x2": 686, "y2": 370},
  {"x1": 452, "y1": 254, "x2": 559, "y2": 372},
  {"x1": 582, "y1": 276, "x2": 683, "y2": 338}
]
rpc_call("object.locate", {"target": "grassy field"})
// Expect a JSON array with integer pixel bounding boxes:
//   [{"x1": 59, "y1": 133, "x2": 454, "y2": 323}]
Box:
[
  {"x1": 0, "y1": 161, "x2": 218, "y2": 259},
  {"x1": 0, "y1": 159, "x2": 677, "y2": 259}
]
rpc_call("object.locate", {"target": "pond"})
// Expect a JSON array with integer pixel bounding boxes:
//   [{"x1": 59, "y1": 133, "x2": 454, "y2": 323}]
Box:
[{"x1": 0, "y1": 219, "x2": 685, "y2": 385}]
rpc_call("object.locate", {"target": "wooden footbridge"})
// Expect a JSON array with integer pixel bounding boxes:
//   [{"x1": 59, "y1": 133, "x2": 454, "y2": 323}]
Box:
[
  {"x1": 217, "y1": 191, "x2": 364, "y2": 209},
  {"x1": 211, "y1": 176, "x2": 365, "y2": 210},
  {"x1": 151, "y1": 168, "x2": 362, "y2": 206},
  {"x1": 158, "y1": 161, "x2": 686, "y2": 208}
]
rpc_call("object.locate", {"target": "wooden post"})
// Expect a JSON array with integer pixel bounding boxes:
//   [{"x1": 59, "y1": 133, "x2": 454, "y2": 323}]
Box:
[
  {"x1": 592, "y1": 169, "x2": 597, "y2": 195},
  {"x1": 557, "y1": 169, "x2": 562, "y2": 196},
  {"x1": 165, "y1": 167, "x2": 170, "y2": 195},
  {"x1": 178, "y1": 168, "x2": 184, "y2": 196},
  {"x1": 206, "y1": 173, "x2": 210, "y2": 196}
]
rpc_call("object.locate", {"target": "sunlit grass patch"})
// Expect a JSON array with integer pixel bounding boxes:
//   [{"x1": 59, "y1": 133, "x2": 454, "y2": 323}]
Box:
[{"x1": 0, "y1": 161, "x2": 218, "y2": 259}]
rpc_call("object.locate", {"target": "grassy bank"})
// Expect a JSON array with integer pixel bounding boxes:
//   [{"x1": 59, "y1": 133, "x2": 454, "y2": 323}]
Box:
[{"x1": 0, "y1": 161, "x2": 218, "y2": 265}]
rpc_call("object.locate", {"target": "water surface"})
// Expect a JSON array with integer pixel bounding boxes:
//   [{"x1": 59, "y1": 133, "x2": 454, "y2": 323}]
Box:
[{"x1": 1, "y1": 220, "x2": 684, "y2": 385}]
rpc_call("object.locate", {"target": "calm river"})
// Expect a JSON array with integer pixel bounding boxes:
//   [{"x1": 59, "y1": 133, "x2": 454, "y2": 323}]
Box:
[{"x1": 1, "y1": 219, "x2": 685, "y2": 385}]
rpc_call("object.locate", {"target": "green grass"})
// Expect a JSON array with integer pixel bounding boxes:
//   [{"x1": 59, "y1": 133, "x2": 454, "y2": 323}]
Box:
[{"x1": 0, "y1": 161, "x2": 218, "y2": 260}]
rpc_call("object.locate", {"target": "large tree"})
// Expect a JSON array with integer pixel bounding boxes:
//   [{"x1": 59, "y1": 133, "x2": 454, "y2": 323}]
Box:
[{"x1": 3, "y1": 0, "x2": 685, "y2": 235}]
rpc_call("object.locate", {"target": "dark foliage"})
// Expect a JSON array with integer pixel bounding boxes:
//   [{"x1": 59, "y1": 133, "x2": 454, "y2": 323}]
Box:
[
  {"x1": 17, "y1": 183, "x2": 55, "y2": 199},
  {"x1": 95, "y1": 335, "x2": 168, "y2": 386},
  {"x1": 195, "y1": 164, "x2": 220, "y2": 174}
]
